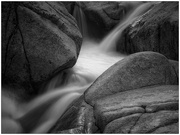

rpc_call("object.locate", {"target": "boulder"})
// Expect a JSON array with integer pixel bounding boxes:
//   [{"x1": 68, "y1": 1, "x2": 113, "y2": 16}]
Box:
[
  {"x1": 2, "y1": 2, "x2": 82, "y2": 94},
  {"x1": 93, "y1": 85, "x2": 178, "y2": 132},
  {"x1": 84, "y1": 52, "x2": 178, "y2": 106},
  {"x1": 117, "y1": 2, "x2": 178, "y2": 60}
]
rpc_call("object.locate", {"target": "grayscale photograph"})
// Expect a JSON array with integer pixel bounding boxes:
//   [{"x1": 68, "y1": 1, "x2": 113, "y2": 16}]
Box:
[{"x1": 1, "y1": 1, "x2": 179, "y2": 133}]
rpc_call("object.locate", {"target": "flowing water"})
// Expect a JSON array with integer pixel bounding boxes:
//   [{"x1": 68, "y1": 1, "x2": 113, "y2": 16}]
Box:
[
  {"x1": 2, "y1": 2, "x2": 153, "y2": 133},
  {"x1": 100, "y1": 2, "x2": 152, "y2": 52}
]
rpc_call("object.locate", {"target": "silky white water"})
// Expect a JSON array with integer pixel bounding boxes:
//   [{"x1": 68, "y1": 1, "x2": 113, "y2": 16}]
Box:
[{"x1": 2, "y1": 2, "x2": 153, "y2": 133}]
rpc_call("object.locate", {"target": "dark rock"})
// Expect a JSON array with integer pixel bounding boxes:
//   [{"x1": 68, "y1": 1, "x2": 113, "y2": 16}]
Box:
[
  {"x1": 62, "y1": 2, "x2": 76, "y2": 15},
  {"x1": 93, "y1": 85, "x2": 178, "y2": 131},
  {"x1": 84, "y1": 52, "x2": 178, "y2": 106},
  {"x1": 117, "y1": 2, "x2": 178, "y2": 60},
  {"x1": 2, "y1": 2, "x2": 82, "y2": 94}
]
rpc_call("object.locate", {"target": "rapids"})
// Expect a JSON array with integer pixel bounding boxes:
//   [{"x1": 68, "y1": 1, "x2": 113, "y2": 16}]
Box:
[{"x1": 2, "y1": 2, "x2": 154, "y2": 133}]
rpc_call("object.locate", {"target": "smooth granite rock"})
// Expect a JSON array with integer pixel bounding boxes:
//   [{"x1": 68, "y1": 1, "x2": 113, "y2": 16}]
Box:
[
  {"x1": 84, "y1": 52, "x2": 178, "y2": 106},
  {"x1": 2, "y1": 2, "x2": 82, "y2": 94}
]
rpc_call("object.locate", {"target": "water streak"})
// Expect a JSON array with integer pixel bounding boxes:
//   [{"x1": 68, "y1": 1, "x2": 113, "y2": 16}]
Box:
[
  {"x1": 73, "y1": 4, "x2": 88, "y2": 39},
  {"x1": 32, "y1": 93, "x2": 81, "y2": 133},
  {"x1": 100, "y1": 2, "x2": 152, "y2": 52}
]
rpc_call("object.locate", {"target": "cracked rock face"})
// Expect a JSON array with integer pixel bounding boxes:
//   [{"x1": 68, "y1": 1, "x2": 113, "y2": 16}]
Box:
[
  {"x1": 94, "y1": 85, "x2": 178, "y2": 133},
  {"x1": 2, "y1": 2, "x2": 82, "y2": 94},
  {"x1": 117, "y1": 2, "x2": 178, "y2": 60},
  {"x1": 84, "y1": 51, "x2": 178, "y2": 106}
]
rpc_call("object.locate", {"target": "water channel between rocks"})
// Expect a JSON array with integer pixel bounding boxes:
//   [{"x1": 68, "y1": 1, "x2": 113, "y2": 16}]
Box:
[{"x1": 2, "y1": 2, "x2": 154, "y2": 133}]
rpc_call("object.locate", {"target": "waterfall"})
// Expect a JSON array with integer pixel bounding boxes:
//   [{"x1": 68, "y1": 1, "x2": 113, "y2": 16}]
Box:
[
  {"x1": 99, "y1": 2, "x2": 152, "y2": 52},
  {"x1": 2, "y1": 2, "x2": 154, "y2": 133},
  {"x1": 73, "y1": 3, "x2": 88, "y2": 40}
]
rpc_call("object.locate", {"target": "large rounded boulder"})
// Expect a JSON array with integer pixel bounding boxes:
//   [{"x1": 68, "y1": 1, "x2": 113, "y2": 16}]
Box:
[
  {"x1": 117, "y1": 2, "x2": 178, "y2": 60},
  {"x1": 84, "y1": 51, "x2": 178, "y2": 106},
  {"x1": 2, "y1": 2, "x2": 82, "y2": 94}
]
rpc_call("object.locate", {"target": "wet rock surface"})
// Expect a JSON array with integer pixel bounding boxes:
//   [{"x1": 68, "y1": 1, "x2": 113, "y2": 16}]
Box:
[
  {"x1": 2, "y1": 2, "x2": 82, "y2": 94},
  {"x1": 117, "y1": 2, "x2": 178, "y2": 60}
]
